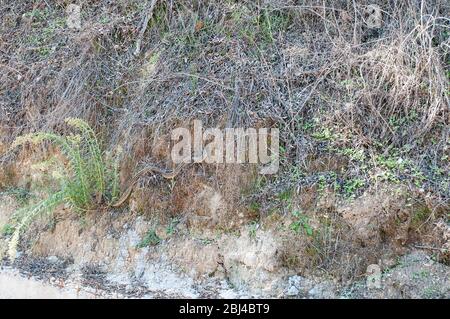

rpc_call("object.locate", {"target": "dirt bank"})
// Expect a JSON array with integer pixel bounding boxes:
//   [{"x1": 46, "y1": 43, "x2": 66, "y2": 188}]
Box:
[{"x1": 0, "y1": 0, "x2": 448, "y2": 300}]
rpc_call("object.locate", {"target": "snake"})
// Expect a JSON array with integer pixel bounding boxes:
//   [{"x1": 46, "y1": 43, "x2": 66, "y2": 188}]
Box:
[{"x1": 110, "y1": 162, "x2": 187, "y2": 208}]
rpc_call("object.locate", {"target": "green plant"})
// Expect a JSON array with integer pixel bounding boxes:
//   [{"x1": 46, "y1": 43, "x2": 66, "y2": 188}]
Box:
[
  {"x1": 1, "y1": 224, "x2": 14, "y2": 237},
  {"x1": 289, "y1": 165, "x2": 303, "y2": 182},
  {"x1": 248, "y1": 202, "x2": 261, "y2": 214},
  {"x1": 290, "y1": 210, "x2": 313, "y2": 236},
  {"x1": 25, "y1": 16, "x2": 64, "y2": 58},
  {"x1": 300, "y1": 120, "x2": 315, "y2": 131},
  {"x1": 311, "y1": 127, "x2": 335, "y2": 141},
  {"x1": 339, "y1": 148, "x2": 366, "y2": 162},
  {"x1": 278, "y1": 188, "x2": 292, "y2": 202},
  {"x1": 410, "y1": 167, "x2": 426, "y2": 187},
  {"x1": 248, "y1": 220, "x2": 259, "y2": 239},
  {"x1": 412, "y1": 270, "x2": 430, "y2": 280},
  {"x1": 376, "y1": 155, "x2": 401, "y2": 170},
  {"x1": 137, "y1": 229, "x2": 161, "y2": 248},
  {"x1": 23, "y1": 9, "x2": 49, "y2": 22},
  {"x1": 6, "y1": 118, "x2": 120, "y2": 261},
  {"x1": 99, "y1": 16, "x2": 110, "y2": 24},
  {"x1": 343, "y1": 178, "x2": 365, "y2": 198},
  {"x1": 166, "y1": 217, "x2": 180, "y2": 236},
  {"x1": 258, "y1": 9, "x2": 290, "y2": 44},
  {"x1": 278, "y1": 188, "x2": 293, "y2": 211},
  {"x1": 317, "y1": 175, "x2": 327, "y2": 194},
  {"x1": 200, "y1": 238, "x2": 214, "y2": 245}
]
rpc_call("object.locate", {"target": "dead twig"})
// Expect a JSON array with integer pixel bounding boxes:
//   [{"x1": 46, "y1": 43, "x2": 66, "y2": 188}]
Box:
[{"x1": 134, "y1": 0, "x2": 158, "y2": 57}]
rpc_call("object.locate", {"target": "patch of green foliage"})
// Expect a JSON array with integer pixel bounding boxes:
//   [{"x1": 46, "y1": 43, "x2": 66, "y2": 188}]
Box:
[
  {"x1": 339, "y1": 148, "x2": 366, "y2": 162},
  {"x1": 1, "y1": 224, "x2": 14, "y2": 237},
  {"x1": 248, "y1": 201, "x2": 261, "y2": 215},
  {"x1": 311, "y1": 127, "x2": 335, "y2": 141},
  {"x1": 137, "y1": 229, "x2": 161, "y2": 248},
  {"x1": 25, "y1": 13, "x2": 65, "y2": 58},
  {"x1": 343, "y1": 178, "x2": 365, "y2": 198},
  {"x1": 166, "y1": 217, "x2": 180, "y2": 236},
  {"x1": 248, "y1": 220, "x2": 259, "y2": 239},
  {"x1": 6, "y1": 118, "x2": 121, "y2": 261},
  {"x1": 290, "y1": 210, "x2": 313, "y2": 236},
  {"x1": 278, "y1": 188, "x2": 294, "y2": 211}
]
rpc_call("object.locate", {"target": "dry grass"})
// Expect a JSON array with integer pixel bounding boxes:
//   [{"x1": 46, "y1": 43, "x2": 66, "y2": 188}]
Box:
[
  {"x1": 279, "y1": 212, "x2": 374, "y2": 283},
  {"x1": 0, "y1": 0, "x2": 449, "y2": 278}
]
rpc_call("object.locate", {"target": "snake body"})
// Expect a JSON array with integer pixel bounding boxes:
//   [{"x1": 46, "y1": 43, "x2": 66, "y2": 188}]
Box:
[{"x1": 110, "y1": 163, "x2": 186, "y2": 208}]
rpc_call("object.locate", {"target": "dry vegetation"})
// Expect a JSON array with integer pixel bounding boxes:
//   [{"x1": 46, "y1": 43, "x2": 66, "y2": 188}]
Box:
[{"x1": 0, "y1": 0, "x2": 449, "y2": 284}]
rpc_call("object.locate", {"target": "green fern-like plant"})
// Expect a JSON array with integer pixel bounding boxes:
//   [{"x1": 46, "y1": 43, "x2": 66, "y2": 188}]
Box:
[{"x1": 6, "y1": 118, "x2": 120, "y2": 261}]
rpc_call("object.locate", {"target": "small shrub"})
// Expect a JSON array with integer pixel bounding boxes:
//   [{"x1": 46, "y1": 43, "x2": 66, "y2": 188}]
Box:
[
  {"x1": 343, "y1": 178, "x2": 365, "y2": 198},
  {"x1": 290, "y1": 210, "x2": 313, "y2": 236},
  {"x1": 137, "y1": 229, "x2": 161, "y2": 248},
  {"x1": 248, "y1": 220, "x2": 259, "y2": 239},
  {"x1": 6, "y1": 118, "x2": 120, "y2": 261},
  {"x1": 166, "y1": 217, "x2": 180, "y2": 236},
  {"x1": 1, "y1": 224, "x2": 14, "y2": 237}
]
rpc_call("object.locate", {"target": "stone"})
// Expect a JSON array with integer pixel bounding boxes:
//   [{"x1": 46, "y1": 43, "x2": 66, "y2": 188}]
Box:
[
  {"x1": 47, "y1": 255, "x2": 60, "y2": 264},
  {"x1": 286, "y1": 285, "x2": 299, "y2": 296},
  {"x1": 366, "y1": 264, "x2": 382, "y2": 289},
  {"x1": 365, "y1": 4, "x2": 382, "y2": 29},
  {"x1": 287, "y1": 275, "x2": 313, "y2": 295},
  {"x1": 308, "y1": 282, "x2": 337, "y2": 299},
  {"x1": 66, "y1": 4, "x2": 81, "y2": 30}
]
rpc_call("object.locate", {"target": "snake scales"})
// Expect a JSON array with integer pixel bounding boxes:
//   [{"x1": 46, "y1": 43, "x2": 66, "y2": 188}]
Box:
[{"x1": 110, "y1": 162, "x2": 187, "y2": 208}]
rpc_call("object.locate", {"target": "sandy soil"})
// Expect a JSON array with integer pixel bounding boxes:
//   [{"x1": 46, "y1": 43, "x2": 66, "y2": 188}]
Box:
[
  {"x1": 0, "y1": 271, "x2": 82, "y2": 299},
  {"x1": 0, "y1": 268, "x2": 118, "y2": 299}
]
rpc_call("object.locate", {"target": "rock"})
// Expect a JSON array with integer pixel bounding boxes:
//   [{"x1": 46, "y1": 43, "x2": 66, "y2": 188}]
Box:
[
  {"x1": 221, "y1": 230, "x2": 283, "y2": 293},
  {"x1": 125, "y1": 284, "x2": 133, "y2": 293},
  {"x1": 286, "y1": 285, "x2": 299, "y2": 296},
  {"x1": 366, "y1": 264, "x2": 382, "y2": 289},
  {"x1": 286, "y1": 275, "x2": 313, "y2": 295},
  {"x1": 66, "y1": 4, "x2": 81, "y2": 30},
  {"x1": 380, "y1": 254, "x2": 397, "y2": 270},
  {"x1": 288, "y1": 275, "x2": 304, "y2": 287},
  {"x1": 47, "y1": 256, "x2": 60, "y2": 264},
  {"x1": 308, "y1": 282, "x2": 337, "y2": 299},
  {"x1": 365, "y1": 4, "x2": 382, "y2": 29}
]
